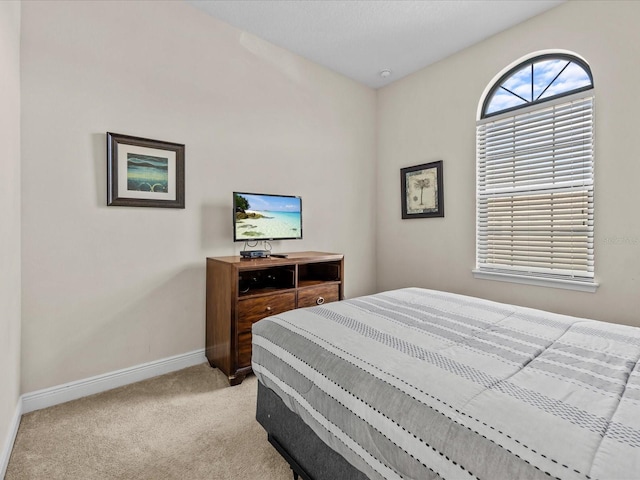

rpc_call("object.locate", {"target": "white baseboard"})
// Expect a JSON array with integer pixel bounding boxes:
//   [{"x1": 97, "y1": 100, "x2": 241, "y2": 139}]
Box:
[
  {"x1": 0, "y1": 397, "x2": 22, "y2": 480},
  {"x1": 22, "y1": 348, "x2": 206, "y2": 414}
]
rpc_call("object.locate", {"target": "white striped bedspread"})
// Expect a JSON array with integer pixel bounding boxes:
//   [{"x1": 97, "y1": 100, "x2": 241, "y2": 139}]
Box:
[{"x1": 251, "y1": 288, "x2": 640, "y2": 480}]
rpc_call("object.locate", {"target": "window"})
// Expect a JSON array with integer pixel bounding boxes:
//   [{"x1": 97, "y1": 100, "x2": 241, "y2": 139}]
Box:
[{"x1": 474, "y1": 53, "x2": 597, "y2": 292}]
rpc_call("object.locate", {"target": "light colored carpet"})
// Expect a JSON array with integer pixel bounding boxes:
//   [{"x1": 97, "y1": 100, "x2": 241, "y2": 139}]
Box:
[{"x1": 6, "y1": 364, "x2": 292, "y2": 480}]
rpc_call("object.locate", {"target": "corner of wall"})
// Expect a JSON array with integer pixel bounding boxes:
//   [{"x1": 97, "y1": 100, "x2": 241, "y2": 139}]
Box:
[
  {"x1": 0, "y1": 397, "x2": 22, "y2": 479},
  {"x1": 0, "y1": 0, "x2": 22, "y2": 477}
]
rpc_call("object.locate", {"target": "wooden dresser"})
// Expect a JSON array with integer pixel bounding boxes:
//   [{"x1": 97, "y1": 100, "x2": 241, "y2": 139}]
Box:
[{"x1": 205, "y1": 251, "x2": 344, "y2": 385}]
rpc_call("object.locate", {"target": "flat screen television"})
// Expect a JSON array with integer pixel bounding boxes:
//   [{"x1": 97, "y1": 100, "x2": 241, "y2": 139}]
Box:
[{"x1": 233, "y1": 192, "x2": 302, "y2": 242}]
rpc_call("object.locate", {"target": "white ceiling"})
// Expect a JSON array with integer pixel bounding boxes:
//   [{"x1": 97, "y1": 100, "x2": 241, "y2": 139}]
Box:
[{"x1": 187, "y1": 0, "x2": 564, "y2": 88}]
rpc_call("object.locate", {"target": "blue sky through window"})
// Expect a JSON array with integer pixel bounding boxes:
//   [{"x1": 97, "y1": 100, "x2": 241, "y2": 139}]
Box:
[{"x1": 485, "y1": 58, "x2": 592, "y2": 116}]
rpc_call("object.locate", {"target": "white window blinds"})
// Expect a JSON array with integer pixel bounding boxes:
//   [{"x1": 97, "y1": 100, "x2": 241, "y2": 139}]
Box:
[{"x1": 476, "y1": 92, "x2": 594, "y2": 281}]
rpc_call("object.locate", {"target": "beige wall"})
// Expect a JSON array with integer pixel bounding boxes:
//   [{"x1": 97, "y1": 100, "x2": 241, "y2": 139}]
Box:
[
  {"x1": 377, "y1": 1, "x2": 640, "y2": 327},
  {"x1": 20, "y1": 1, "x2": 376, "y2": 392},
  {"x1": 19, "y1": 0, "x2": 640, "y2": 396},
  {"x1": 0, "y1": 0, "x2": 21, "y2": 468}
]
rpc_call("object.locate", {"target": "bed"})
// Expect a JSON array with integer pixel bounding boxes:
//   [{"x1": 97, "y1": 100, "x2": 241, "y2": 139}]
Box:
[{"x1": 252, "y1": 288, "x2": 640, "y2": 480}]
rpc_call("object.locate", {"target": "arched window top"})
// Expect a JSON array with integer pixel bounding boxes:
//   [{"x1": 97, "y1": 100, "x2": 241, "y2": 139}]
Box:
[{"x1": 481, "y1": 53, "x2": 593, "y2": 119}]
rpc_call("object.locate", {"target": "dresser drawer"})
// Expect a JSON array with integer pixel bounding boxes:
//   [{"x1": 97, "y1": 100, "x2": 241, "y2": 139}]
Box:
[
  {"x1": 297, "y1": 284, "x2": 340, "y2": 308},
  {"x1": 237, "y1": 291, "x2": 296, "y2": 333}
]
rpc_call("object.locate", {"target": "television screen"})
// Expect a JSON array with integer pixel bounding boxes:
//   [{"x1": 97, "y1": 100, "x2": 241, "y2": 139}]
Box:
[{"x1": 233, "y1": 192, "x2": 302, "y2": 242}]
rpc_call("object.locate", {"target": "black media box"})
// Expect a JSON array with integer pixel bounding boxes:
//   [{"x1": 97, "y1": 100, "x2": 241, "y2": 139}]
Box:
[{"x1": 240, "y1": 250, "x2": 270, "y2": 259}]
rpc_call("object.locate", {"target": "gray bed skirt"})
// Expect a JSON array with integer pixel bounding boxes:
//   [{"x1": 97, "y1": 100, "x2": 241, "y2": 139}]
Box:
[{"x1": 256, "y1": 380, "x2": 369, "y2": 480}]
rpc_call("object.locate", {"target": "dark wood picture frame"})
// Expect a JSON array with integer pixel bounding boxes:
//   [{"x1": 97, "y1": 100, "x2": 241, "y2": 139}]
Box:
[
  {"x1": 401, "y1": 161, "x2": 444, "y2": 219},
  {"x1": 107, "y1": 132, "x2": 185, "y2": 208}
]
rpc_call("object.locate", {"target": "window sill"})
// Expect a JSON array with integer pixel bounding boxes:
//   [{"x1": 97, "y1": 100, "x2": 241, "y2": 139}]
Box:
[{"x1": 472, "y1": 270, "x2": 599, "y2": 293}]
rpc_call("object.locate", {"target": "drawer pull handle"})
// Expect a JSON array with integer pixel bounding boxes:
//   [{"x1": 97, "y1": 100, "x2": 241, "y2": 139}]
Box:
[
  {"x1": 265, "y1": 306, "x2": 272, "y2": 312},
  {"x1": 316, "y1": 296, "x2": 325, "y2": 305}
]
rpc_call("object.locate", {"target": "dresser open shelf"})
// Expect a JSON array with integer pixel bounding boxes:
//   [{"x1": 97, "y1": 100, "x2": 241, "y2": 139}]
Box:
[{"x1": 205, "y1": 251, "x2": 344, "y2": 385}]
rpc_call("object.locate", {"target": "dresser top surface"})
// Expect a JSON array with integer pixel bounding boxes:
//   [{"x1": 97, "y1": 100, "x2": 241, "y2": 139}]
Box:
[{"x1": 207, "y1": 251, "x2": 343, "y2": 267}]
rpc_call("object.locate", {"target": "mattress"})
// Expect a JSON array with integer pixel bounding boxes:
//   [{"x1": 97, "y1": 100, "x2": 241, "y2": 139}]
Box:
[{"x1": 251, "y1": 288, "x2": 640, "y2": 480}]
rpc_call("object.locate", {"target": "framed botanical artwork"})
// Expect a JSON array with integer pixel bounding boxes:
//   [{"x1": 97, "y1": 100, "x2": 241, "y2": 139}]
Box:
[
  {"x1": 107, "y1": 132, "x2": 185, "y2": 208},
  {"x1": 401, "y1": 161, "x2": 444, "y2": 219}
]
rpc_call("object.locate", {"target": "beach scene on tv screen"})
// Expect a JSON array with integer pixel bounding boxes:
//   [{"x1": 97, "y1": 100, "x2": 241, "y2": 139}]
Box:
[{"x1": 235, "y1": 193, "x2": 301, "y2": 240}]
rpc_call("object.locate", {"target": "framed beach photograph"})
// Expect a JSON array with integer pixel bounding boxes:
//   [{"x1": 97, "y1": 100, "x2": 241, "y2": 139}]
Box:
[
  {"x1": 401, "y1": 161, "x2": 444, "y2": 219},
  {"x1": 107, "y1": 132, "x2": 185, "y2": 208}
]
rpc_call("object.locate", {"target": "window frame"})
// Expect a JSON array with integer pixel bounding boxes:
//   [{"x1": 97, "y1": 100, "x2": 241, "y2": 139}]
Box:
[
  {"x1": 474, "y1": 53, "x2": 598, "y2": 292},
  {"x1": 481, "y1": 53, "x2": 594, "y2": 120}
]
